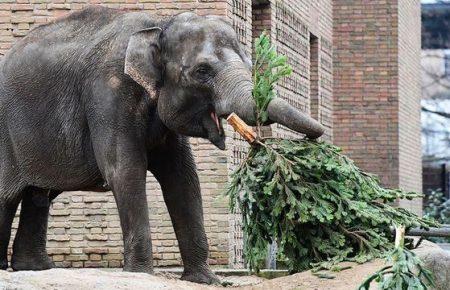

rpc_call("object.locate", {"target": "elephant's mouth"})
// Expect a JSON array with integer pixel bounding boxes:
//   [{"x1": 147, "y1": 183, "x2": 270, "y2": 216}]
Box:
[
  {"x1": 210, "y1": 111, "x2": 224, "y2": 136},
  {"x1": 204, "y1": 108, "x2": 225, "y2": 150}
]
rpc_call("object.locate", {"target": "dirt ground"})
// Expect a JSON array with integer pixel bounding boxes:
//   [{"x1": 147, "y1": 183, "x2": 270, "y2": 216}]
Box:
[
  {"x1": 0, "y1": 259, "x2": 385, "y2": 290},
  {"x1": 0, "y1": 241, "x2": 448, "y2": 290},
  {"x1": 239, "y1": 260, "x2": 385, "y2": 290}
]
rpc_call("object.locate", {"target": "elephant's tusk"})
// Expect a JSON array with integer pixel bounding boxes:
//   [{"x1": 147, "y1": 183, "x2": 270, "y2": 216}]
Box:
[{"x1": 210, "y1": 111, "x2": 223, "y2": 135}]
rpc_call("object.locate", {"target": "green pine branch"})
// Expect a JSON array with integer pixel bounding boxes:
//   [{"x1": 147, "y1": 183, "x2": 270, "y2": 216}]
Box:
[
  {"x1": 252, "y1": 32, "x2": 292, "y2": 129},
  {"x1": 358, "y1": 227, "x2": 435, "y2": 290},
  {"x1": 226, "y1": 33, "x2": 439, "y2": 274}
]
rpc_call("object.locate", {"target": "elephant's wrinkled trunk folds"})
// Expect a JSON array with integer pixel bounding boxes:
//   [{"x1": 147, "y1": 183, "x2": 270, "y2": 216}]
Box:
[{"x1": 213, "y1": 64, "x2": 325, "y2": 139}]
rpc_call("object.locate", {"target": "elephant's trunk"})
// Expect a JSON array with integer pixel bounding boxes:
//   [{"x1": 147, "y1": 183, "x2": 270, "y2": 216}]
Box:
[
  {"x1": 214, "y1": 64, "x2": 325, "y2": 139},
  {"x1": 266, "y1": 98, "x2": 325, "y2": 139}
]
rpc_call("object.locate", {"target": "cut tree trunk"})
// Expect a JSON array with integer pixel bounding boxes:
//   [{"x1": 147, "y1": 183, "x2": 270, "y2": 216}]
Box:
[{"x1": 226, "y1": 113, "x2": 257, "y2": 144}]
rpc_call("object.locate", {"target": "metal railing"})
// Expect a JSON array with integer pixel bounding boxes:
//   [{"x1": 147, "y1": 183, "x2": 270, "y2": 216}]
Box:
[{"x1": 406, "y1": 224, "x2": 450, "y2": 238}]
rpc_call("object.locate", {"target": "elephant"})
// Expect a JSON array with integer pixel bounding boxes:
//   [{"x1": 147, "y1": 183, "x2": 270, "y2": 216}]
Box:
[{"x1": 0, "y1": 6, "x2": 324, "y2": 284}]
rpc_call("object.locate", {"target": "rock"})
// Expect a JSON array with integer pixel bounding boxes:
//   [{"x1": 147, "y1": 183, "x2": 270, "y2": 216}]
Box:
[{"x1": 415, "y1": 242, "x2": 450, "y2": 290}]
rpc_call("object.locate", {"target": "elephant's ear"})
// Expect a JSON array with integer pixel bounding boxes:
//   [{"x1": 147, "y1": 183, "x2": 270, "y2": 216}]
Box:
[{"x1": 124, "y1": 27, "x2": 162, "y2": 100}]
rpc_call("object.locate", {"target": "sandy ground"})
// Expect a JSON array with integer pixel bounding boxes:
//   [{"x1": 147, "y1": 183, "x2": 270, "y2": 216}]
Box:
[
  {"x1": 0, "y1": 241, "x2": 448, "y2": 290},
  {"x1": 0, "y1": 259, "x2": 390, "y2": 290},
  {"x1": 0, "y1": 263, "x2": 381, "y2": 290}
]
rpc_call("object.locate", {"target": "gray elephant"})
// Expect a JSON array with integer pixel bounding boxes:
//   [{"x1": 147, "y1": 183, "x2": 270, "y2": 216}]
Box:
[{"x1": 0, "y1": 6, "x2": 324, "y2": 284}]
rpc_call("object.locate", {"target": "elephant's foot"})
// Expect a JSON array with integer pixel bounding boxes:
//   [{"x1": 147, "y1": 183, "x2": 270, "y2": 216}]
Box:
[
  {"x1": 11, "y1": 253, "x2": 54, "y2": 271},
  {"x1": 181, "y1": 267, "x2": 220, "y2": 285},
  {"x1": 0, "y1": 259, "x2": 7, "y2": 270}
]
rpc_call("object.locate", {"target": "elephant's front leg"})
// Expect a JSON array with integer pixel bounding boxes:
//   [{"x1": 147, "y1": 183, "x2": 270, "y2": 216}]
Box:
[
  {"x1": 106, "y1": 165, "x2": 152, "y2": 273},
  {"x1": 88, "y1": 81, "x2": 154, "y2": 273},
  {"x1": 91, "y1": 133, "x2": 152, "y2": 272},
  {"x1": 149, "y1": 134, "x2": 219, "y2": 284}
]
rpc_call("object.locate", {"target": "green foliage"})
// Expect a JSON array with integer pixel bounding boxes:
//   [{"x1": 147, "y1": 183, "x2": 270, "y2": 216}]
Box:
[
  {"x1": 226, "y1": 32, "x2": 438, "y2": 274},
  {"x1": 423, "y1": 189, "x2": 450, "y2": 243},
  {"x1": 227, "y1": 139, "x2": 437, "y2": 273},
  {"x1": 252, "y1": 32, "x2": 292, "y2": 125},
  {"x1": 358, "y1": 245, "x2": 435, "y2": 289}
]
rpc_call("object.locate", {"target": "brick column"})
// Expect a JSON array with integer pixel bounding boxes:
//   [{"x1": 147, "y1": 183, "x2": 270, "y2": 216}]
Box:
[{"x1": 333, "y1": 0, "x2": 422, "y2": 213}]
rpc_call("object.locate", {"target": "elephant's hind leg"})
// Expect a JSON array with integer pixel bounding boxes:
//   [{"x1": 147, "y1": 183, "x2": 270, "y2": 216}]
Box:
[
  {"x1": 0, "y1": 193, "x2": 22, "y2": 270},
  {"x1": 11, "y1": 189, "x2": 59, "y2": 271}
]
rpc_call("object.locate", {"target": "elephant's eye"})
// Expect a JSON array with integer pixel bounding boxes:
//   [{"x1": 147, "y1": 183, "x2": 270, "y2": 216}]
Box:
[{"x1": 192, "y1": 63, "x2": 213, "y2": 82}]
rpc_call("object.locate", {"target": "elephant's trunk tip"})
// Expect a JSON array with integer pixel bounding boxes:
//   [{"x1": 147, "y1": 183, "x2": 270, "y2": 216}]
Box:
[
  {"x1": 267, "y1": 98, "x2": 326, "y2": 139},
  {"x1": 305, "y1": 124, "x2": 325, "y2": 140}
]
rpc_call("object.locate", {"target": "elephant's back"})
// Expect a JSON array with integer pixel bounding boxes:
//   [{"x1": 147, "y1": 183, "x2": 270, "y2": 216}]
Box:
[
  {"x1": 1, "y1": 6, "x2": 157, "y2": 84},
  {"x1": 0, "y1": 6, "x2": 157, "y2": 108},
  {"x1": 2, "y1": 7, "x2": 119, "y2": 77},
  {"x1": 7, "y1": 6, "x2": 125, "y2": 55},
  {"x1": 0, "y1": 5, "x2": 157, "y2": 135}
]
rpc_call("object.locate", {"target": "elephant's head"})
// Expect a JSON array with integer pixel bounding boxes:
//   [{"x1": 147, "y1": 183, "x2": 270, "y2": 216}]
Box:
[{"x1": 125, "y1": 12, "x2": 325, "y2": 150}]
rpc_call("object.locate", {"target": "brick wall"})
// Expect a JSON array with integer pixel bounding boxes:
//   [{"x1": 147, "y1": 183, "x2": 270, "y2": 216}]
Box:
[
  {"x1": 0, "y1": 1, "x2": 230, "y2": 54},
  {"x1": 1, "y1": 0, "x2": 423, "y2": 269},
  {"x1": 225, "y1": 0, "x2": 252, "y2": 268},
  {"x1": 1, "y1": 0, "x2": 333, "y2": 268},
  {"x1": 271, "y1": 0, "x2": 333, "y2": 141},
  {"x1": 333, "y1": 0, "x2": 400, "y2": 188},
  {"x1": 333, "y1": 0, "x2": 422, "y2": 213}
]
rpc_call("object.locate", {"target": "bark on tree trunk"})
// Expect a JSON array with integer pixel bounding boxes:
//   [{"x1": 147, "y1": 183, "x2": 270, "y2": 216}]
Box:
[{"x1": 226, "y1": 113, "x2": 257, "y2": 144}]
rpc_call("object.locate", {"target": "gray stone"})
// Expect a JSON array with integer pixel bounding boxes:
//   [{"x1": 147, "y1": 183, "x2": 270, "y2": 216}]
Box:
[{"x1": 415, "y1": 243, "x2": 450, "y2": 290}]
